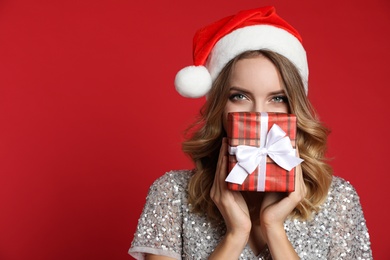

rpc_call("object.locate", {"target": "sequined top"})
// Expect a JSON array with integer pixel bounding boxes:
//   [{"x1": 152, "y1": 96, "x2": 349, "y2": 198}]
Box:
[{"x1": 129, "y1": 170, "x2": 372, "y2": 259}]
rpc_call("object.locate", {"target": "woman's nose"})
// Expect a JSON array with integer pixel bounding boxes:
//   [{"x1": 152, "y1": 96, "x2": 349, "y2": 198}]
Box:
[{"x1": 251, "y1": 102, "x2": 264, "y2": 113}]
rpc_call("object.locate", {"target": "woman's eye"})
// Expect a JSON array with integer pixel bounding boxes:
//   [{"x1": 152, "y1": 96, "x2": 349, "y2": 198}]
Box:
[
  {"x1": 229, "y1": 93, "x2": 247, "y2": 101},
  {"x1": 272, "y1": 95, "x2": 288, "y2": 103}
]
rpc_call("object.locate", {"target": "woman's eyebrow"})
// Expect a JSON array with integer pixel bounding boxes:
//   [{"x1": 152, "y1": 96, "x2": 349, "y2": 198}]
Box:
[
  {"x1": 268, "y1": 90, "x2": 286, "y2": 95},
  {"x1": 229, "y1": 86, "x2": 251, "y2": 95},
  {"x1": 229, "y1": 87, "x2": 286, "y2": 96}
]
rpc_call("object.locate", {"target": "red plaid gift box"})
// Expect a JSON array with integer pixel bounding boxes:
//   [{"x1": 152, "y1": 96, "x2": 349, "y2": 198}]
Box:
[{"x1": 225, "y1": 112, "x2": 303, "y2": 192}]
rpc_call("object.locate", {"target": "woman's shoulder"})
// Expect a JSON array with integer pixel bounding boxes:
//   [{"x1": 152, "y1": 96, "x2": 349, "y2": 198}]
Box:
[
  {"x1": 329, "y1": 175, "x2": 359, "y2": 195},
  {"x1": 152, "y1": 169, "x2": 193, "y2": 186},
  {"x1": 302, "y1": 175, "x2": 366, "y2": 224},
  {"x1": 325, "y1": 175, "x2": 363, "y2": 207},
  {"x1": 146, "y1": 169, "x2": 194, "y2": 197}
]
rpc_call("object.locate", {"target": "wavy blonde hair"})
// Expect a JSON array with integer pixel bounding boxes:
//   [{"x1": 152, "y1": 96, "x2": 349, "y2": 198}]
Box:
[{"x1": 182, "y1": 50, "x2": 333, "y2": 222}]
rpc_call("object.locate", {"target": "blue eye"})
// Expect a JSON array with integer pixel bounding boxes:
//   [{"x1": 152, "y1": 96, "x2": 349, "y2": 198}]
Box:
[
  {"x1": 229, "y1": 93, "x2": 247, "y2": 101},
  {"x1": 272, "y1": 95, "x2": 288, "y2": 103}
]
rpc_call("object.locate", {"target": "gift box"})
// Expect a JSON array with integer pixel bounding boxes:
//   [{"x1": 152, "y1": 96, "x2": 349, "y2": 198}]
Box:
[{"x1": 225, "y1": 112, "x2": 303, "y2": 192}]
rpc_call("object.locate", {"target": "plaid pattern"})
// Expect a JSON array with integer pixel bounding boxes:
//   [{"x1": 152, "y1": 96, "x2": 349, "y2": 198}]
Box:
[{"x1": 227, "y1": 112, "x2": 297, "y2": 192}]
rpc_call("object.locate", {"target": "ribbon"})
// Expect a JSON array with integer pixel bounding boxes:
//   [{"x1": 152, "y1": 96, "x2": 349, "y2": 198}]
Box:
[{"x1": 225, "y1": 113, "x2": 303, "y2": 190}]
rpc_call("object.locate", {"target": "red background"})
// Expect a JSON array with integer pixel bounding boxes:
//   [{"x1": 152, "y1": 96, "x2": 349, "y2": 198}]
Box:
[{"x1": 0, "y1": 0, "x2": 388, "y2": 259}]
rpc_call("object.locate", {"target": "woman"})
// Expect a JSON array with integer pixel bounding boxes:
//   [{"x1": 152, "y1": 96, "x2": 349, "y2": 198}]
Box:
[{"x1": 129, "y1": 6, "x2": 372, "y2": 259}]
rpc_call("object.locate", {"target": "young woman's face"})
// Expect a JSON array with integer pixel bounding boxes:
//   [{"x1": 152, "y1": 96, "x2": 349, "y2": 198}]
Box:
[{"x1": 223, "y1": 55, "x2": 289, "y2": 129}]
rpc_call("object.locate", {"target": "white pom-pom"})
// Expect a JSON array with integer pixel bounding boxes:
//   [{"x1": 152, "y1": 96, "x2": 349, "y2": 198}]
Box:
[{"x1": 174, "y1": 65, "x2": 212, "y2": 98}]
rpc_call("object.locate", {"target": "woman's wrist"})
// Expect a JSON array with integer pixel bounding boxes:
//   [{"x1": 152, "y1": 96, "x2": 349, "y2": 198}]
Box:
[
  {"x1": 209, "y1": 230, "x2": 249, "y2": 259},
  {"x1": 226, "y1": 228, "x2": 250, "y2": 244},
  {"x1": 262, "y1": 224, "x2": 299, "y2": 260},
  {"x1": 262, "y1": 224, "x2": 285, "y2": 242}
]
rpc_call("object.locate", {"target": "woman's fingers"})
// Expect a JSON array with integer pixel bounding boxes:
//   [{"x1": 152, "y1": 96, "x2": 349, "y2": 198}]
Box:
[
  {"x1": 291, "y1": 164, "x2": 307, "y2": 203},
  {"x1": 211, "y1": 138, "x2": 250, "y2": 222},
  {"x1": 211, "y1": 138, "x2": 227, "y2": 197},
  {"x1": 218, "y1": 138, "x2": 228, "y2": 188},
  {"x1": 260, "y1": 162, "x2": 306, "y2": 226}
]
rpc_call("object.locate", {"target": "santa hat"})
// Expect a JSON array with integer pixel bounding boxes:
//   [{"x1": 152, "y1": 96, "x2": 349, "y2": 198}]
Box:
[{"x1": 174, "y1": 6, "x2": 308, "y2": 98}]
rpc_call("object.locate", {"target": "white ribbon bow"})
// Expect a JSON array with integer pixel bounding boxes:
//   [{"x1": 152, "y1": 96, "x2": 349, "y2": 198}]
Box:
[{"x1": 225, "y1": 124, "x2": 303, "y2": 185}]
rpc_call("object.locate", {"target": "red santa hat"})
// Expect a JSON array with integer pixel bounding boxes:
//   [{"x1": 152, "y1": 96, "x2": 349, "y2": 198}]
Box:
[{"x1": 174, "y1": 6, "x2": 308, "y2": 98}]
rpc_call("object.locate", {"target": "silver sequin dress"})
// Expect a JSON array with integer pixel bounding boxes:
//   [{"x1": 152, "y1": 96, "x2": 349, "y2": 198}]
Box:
[{"x1": 129, "y1": 170, "x2": 372, "y2": 259}]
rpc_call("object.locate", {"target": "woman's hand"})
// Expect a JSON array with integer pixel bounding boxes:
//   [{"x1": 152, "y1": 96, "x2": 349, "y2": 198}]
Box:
[
  {"x1": 210, "y1": 138, "x2": 251, "y2": 236},
  {"x1": 209, "y1": 138, "x2": 251, "y2": 259},
  {"x1": 259, "y1": 150, "x2": 306, "y2": 260},
  {"x1": 260, "y1": 163, "x2": 306, "y2": 232}
]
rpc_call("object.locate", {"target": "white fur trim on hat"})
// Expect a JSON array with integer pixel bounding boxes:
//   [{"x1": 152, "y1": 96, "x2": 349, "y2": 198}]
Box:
[
  {"x1": 174, "y1": 65, "x2": 212, "y2": 98},
  {"x1": 206, "y1": 25, "x2": 309, "y2": 93}
]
